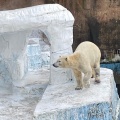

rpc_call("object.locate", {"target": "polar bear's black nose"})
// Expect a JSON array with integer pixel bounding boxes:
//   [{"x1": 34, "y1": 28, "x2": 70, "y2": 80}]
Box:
[
  {"x1": 53, "y1": 64, "x2": 56, "y2": 67},
  {"x1": 53, "y1": 63, "x2": 58, "y2": 68}
]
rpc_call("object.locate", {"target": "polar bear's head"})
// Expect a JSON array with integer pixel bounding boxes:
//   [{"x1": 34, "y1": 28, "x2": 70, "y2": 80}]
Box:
[
  {"x1": 53, "y1": 56, "x2": 70, "y2": 68},
  {"x1": 53, "y1": 53, "x2": 79, "y2": 69}
]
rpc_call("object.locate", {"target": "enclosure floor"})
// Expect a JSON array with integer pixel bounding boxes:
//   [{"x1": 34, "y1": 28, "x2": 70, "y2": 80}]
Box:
[{"x1": 0, "y1": 69, "x2": 49, "y2": 120}]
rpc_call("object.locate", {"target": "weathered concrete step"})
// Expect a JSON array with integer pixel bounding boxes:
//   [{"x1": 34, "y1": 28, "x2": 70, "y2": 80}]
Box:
[{"x1": 34, "y1": 68, "x2": 119, "y2": 120}]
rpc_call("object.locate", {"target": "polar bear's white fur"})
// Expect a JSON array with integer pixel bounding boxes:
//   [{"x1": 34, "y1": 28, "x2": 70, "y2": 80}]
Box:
[{"x1": 53, "y1": 41, "x2": 101, "y2": 90}]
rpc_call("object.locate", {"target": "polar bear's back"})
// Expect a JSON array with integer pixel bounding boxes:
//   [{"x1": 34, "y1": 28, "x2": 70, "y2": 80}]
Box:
[{"x1": 75, "y1": 41, "x2": 101, "y2": 66}]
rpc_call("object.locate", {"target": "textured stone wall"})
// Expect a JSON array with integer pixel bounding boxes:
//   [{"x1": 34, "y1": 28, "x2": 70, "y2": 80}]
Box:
[
  {"x1": 93, "y1": 0, "x2": 120, "y2": 56},
  {"x1": 0, "y1": 0, "x2": 44, "y2": 10}
]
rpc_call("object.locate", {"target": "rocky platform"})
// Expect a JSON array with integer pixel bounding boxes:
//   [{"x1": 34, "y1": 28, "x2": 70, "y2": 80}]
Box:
[{"x1": 34, "y1": 68, "x2": 119, "y2": 120}]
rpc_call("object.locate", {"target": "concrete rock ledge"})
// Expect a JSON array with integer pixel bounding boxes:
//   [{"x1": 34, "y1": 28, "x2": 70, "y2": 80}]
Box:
[{"x1": 34, "y1": 68, "x2": 119, "y2": 120}]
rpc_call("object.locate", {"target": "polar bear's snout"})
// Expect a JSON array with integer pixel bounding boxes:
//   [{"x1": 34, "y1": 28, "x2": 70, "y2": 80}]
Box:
[{"x1": 53, "y1": 63, "x2": 59, "y2": 68}]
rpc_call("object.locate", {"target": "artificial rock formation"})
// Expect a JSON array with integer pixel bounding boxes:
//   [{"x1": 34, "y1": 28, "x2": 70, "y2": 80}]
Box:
[
  {"x1": 34, "y1": 68, "x2": 119, "y2": 120},
  {"x1": 0, "y1": 4, "x2": 74, "y2": 87}
]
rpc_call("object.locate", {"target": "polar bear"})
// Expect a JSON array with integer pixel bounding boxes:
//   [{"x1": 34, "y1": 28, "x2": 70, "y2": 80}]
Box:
[{"x1": 53, "y1": 41, "x2": 101, "y2": 90}]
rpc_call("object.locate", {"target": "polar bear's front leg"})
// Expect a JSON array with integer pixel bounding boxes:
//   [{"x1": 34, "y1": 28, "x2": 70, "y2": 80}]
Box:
[{"x1": 72, "y1": 69, "x2": 83, "y2": 90}]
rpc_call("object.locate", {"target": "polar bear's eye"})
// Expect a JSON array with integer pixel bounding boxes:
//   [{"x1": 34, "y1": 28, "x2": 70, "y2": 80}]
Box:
[
  {"x1": 65, "y1": 57, "x2": 67, "y2": 61},
  {"x1": 58, "y1": 60, "x2": 61, "y2": 63}
]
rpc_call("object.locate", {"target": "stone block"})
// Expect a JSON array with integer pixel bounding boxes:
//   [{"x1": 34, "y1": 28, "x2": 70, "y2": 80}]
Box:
[{"x1": 34, "y1": 68, "x2": 119, "y2": 120}]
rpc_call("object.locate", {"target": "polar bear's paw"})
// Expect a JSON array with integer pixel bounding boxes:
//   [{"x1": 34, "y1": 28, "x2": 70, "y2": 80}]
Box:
[
  {"x1": 95, "y1": 76, "x2": 101, "y2": 83},
  {"x1": 84, "y1": 83, "x2": 90, "y2": 88},
  {"x1": 95, "y1": 79, "x2": 101, "y2": 83},
  {"x1": 75, "y1": 86, "x2": 83, "y2": 90}
]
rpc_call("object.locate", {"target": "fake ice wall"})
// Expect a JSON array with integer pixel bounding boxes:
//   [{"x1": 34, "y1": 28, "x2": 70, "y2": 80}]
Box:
[{"x1": 0, "y1": 4, "x2": 74, "y2": 85}]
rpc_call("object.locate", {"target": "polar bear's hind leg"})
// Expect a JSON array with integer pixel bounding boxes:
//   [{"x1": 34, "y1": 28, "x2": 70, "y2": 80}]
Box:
[
  {"x1": 94, "y1": 62, "x2": 100, "y2": 83},
  {"x1": 83, "y1": 66, "x2": 92, "y2": 88}
]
